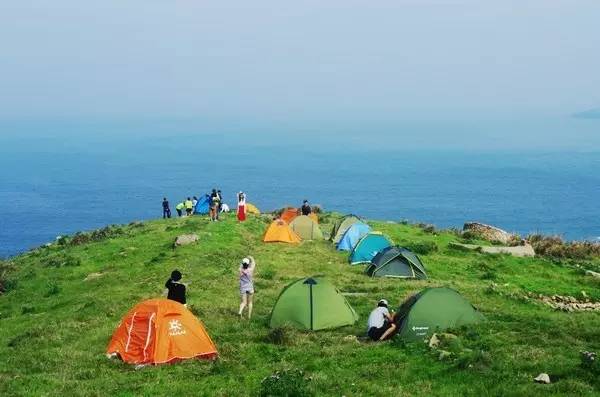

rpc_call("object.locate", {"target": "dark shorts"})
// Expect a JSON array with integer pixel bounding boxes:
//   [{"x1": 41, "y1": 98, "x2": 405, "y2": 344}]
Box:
[{"x1": 368, "y1": 322, "x2": 393, "y2": 341}]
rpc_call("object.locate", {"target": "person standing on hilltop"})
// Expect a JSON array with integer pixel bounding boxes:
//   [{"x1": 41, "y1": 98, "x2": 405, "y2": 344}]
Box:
[
  {"x1": 162, "y1": 198, "x2": 171, "y2": 219},
  {"x1": 237, "y1": 191, "x2": 246, "y2": 222},
  {"x1": 192, "y1": 196, "x2": 198, "y2": 213},
  {"x1": 209, "y1": 189, "x2": 220, "y2": 221},
  {"x1": 238, "y1": 256, "x2": 256, "y2": 319},
  {"x1": 217, "y1": 190, "x2": 223, "y2": 220},
  {"x1": 184, "y1": 197, "x2": 194, "y2": 216},
  {"x1": 175, "y1": 200, "x2": 185, "y2": 217},
  {"x1": 301, "y1": 200, "x2": 312, "y2": 216}
]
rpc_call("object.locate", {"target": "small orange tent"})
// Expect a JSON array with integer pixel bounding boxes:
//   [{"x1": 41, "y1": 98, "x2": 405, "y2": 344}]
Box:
[
  {"x1": 107, "y1": 299, "x2": 217, "y2": 365},
  {"x1": 308, "y1": 213, "x2": 319, "y2": 223},
  {"x1": 280, "y1": 208, "x2": 299, "y2": 223},
  {"x1": 263, "y1": 219, "x2": 301, "y2": 243}
]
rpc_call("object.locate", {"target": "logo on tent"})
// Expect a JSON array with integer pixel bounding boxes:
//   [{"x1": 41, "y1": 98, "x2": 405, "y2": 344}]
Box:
[
  {"x1": 169, "y1": 319, "x2": 186, "y2": 336},
  {"x1": 412, "y1": 326, "x2": 429, "y2": 332}
]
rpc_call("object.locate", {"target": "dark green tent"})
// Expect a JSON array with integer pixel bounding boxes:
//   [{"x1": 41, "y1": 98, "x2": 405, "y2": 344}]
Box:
[
  {"x1": 269, "y1": 277, "x2": 358, "y2": 330},
  {"x1": 330, "y1": 214, "x2": 362, "y2": 244},
  {"x1": 394, "y1": 287, "x2": 484, "y2": 341},
  {"x1": 365, "y1": 246, "x2": 427, "y2": 279}
]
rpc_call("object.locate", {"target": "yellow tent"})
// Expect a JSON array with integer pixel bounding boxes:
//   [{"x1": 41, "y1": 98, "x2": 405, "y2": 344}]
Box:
[
  {"x1": 246, "y1": 203, "x2": 261, "y2": 215},
  {"x1": 263, "y1": 220, "x2": 301, "y2": 243}
]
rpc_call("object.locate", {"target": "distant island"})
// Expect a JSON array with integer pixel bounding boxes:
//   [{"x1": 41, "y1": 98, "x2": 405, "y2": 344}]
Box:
[{"x1": 573, "y1": 108, "x2": 600, "y2": 119}]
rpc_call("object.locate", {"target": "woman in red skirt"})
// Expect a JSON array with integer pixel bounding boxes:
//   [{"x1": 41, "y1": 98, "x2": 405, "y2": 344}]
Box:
[{"x1": 237, "y1": 191, "x2": 247, "y2": 222}]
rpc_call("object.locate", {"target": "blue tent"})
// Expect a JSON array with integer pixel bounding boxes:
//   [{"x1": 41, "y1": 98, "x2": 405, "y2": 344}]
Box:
[
  {"x1": 194, "y1": 194, "x2": 211, "y2": 214},
  {"x1": 337, "y1": 222, "x2": 371, "y2": 251},
  {"x1": 348, "y1": 232, "x2": 393, "y2": 265}
]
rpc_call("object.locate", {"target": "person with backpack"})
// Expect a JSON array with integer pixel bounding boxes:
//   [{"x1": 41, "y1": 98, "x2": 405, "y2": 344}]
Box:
[
  {"x1": 367, "y1": 299, "x2": 397, "y2": 341},
  {"x1": 162, "y1": 198, "x2": 171, "y2": 219},
  {"x1": 238, "y1": 256, "x2": 256, "y2": 319},
  {"x1": 164, "y1": 270, "x2": 187, "y2": 306}
]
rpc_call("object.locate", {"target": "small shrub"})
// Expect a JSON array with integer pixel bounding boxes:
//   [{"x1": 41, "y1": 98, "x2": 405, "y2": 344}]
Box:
[
  {"x1": 265, "y1": 327, "x2": 290, "y2": 345},
  {"x1": 581, "y1": 351, "x2": 599, "y2": 375},
  {"x1": 528, "y1": 234, "x2": 600, "y2": 260},
  {"x1": 21, "y1": 304, "x2": 35, "y2": 315},
  {"x1": 44, "y1": 282, "x2": 61, "y2": 297},
  {"x1": 262, "y1": 269, "x2": 276, "y2": 280},
  {"x1": 260, "y1": 369, "x2": 313, "y2": 397},
  {"x1": 399, "y1": 219, "x2": 410, "y2": 225},
  {"x1": 311, "y1": 205, "x2": 322, "y2": 214},
  {"x1": 0, "y1": 261, "x2": 17, "y2": 294},
  {"x1": 455, "y1": 349, "x2": 492, "y2": 370},
  {"x1": 407, "y1": 241, "x2": 438, "y2": 255},
  {"x1": 44, "y1": 254, "x2": 81, "y2": 268},
  {"x1": 416, "y1": 223, "x2": 436, "y2": 234}
]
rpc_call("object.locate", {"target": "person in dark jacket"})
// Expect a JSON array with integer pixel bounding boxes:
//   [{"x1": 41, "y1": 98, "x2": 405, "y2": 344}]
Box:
[
  {"x1": 162, "y1": 198, "x2": 171, "y2": 219},
  {"x1": 301, "y1": 200, "x2": 312, "y2": 216},
  {"x1": 164, "y1": 270, "x2": 187, "y2": 305}
]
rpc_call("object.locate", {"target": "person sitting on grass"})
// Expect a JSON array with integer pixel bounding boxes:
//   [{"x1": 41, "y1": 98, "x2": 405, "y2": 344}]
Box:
[
  {"x1": 238, "y1": 256, "x2": 256, "y2": 319},
  {"x1": 367, "y1": 299, "x2": 396, "y2": 341},
  {"x1": 165, "y1": 270, "x2": 187, "y2": 306}
]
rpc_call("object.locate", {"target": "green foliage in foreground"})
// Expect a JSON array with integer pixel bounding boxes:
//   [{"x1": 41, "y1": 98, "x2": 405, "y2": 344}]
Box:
[{"x1": 0, "y1": 214, "x2": 599, "y2": 396}]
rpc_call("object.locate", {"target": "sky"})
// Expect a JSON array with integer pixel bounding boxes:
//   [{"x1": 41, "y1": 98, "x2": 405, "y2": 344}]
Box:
[{"x1": 1, "y1": 1, "x2": 600, "y2": 147}]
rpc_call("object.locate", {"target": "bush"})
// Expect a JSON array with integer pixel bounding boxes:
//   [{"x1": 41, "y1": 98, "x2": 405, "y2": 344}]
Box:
[
  {"x1": 260, "y1": 369, "x2": 313, "y2": 397},
  {"x1": 407, "y1": 241, "x2": 438, "y2": 255},
  {"x1": 527, "y1": 234, "x2": 600, "y2": 260},
  {"x1": 68, "y1": 225, "x2": 126, "y2": 247},
  {"x1": 0, "y1": 261, "x2": 17, "y2": 294},
  {"x1": 262, "y1": 269, "x2": 276, "y2": 280},
  {"x1": 44, "y1": 282, "x2": 61, "y2": 297},
  {"x1": 581, "y1": 351, "x2": 599, "y2": 375},
  {"x1": 416, "y1": 223, "x2": 436, "y2": 234},
  {"x1": 44, "y1": 253, "x2": 81, "y2": 268},
  {"x1": 265, "y1": 327, "x2": 290, "y2": 345},
  {"x1": 21, "y1": 305, "x2": 35, "y2": 315}
]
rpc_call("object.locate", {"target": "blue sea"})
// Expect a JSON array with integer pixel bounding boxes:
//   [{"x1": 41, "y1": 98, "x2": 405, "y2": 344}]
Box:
[{"x1": 0, "y1": 120, "x2": 599, "y2": 258}]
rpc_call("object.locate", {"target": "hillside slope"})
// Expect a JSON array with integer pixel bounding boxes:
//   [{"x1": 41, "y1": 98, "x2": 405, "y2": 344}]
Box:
[{"x1": 1, "y1": 214, "x2": 599, "y2": 396}]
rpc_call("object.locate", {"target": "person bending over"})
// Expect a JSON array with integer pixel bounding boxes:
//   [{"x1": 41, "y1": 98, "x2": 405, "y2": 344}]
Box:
[{"x1": 367, "y1": 299, "x2": 396, "y2": 341}]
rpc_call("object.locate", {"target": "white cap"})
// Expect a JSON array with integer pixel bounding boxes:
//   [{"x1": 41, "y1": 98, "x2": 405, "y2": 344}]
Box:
[
  {"x1": 378, "y1": 299, "x2": 388, "y2": 306},
  {"x1": 242, "y1": 258, "x2": 250, "y2": 265}
]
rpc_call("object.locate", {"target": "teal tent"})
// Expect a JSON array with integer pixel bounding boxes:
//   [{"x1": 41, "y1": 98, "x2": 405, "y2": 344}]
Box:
[{"x1": 348, "y1": 232, "x2": 393, "y2": 265}]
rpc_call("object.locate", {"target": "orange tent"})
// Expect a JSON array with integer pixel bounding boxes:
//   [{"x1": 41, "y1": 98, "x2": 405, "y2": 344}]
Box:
[
  {"x1": 308, "y1": 213, "x2": 319, "y2": 223},
  {"x1": 107, "y1": 299, "x2": 217, "y2": 365},
  {"x1": 263, "y1": 219, "x2": 301, "y2": 243},
  {"x1": 280, "y1": 208, "x2": 299, "y2": 223}
]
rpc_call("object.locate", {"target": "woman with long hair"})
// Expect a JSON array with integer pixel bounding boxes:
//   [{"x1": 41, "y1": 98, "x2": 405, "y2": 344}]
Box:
[{"x1": 237, "y1": 191, "x2": 246, "y2": 222}]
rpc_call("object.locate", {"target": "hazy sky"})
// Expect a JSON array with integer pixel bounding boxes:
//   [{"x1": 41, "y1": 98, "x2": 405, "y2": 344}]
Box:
[{"x1": 1, "y1": 1, "x2": 600, "y2": 125}]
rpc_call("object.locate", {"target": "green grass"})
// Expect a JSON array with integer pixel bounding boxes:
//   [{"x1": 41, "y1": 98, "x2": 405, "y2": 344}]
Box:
[{"x1": 1, "y1": 214, "x2": 599, "y2": 396}]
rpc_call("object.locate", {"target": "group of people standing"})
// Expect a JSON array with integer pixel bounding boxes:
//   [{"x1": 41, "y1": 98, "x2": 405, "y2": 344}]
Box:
[{"x1": 161, "y1": 189, "x2": 227, "y2": 220}]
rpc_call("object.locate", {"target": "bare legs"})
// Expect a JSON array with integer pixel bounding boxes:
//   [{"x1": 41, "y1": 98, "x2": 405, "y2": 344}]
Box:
[{"x1": 238, "y1": 292, "x2": 253, "y2": 319}]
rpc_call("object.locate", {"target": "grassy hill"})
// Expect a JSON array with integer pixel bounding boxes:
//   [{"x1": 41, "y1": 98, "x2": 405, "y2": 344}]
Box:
[{"x1": 1, "y1": 213, "x2": 599, "y2": 396}]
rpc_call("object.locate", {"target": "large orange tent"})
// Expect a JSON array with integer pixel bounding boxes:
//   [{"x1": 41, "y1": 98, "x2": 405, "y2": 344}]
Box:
[
  {"x1": 107, "y1": 299, "x2": 218, "y2": 365},
  {"x1": 263, "y1": 219, "x2": 301, "y2": 243},
  {"x1": 280, "y1": 208, "x2": 299, "y2": 223}
]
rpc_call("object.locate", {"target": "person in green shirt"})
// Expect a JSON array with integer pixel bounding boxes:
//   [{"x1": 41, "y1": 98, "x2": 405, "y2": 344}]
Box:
[
  {"x1": 184, "y1": 197, "x2": 194, "y2": 216},
  {"x1": 175, "y1": 201, "x2": 185, "y2": 217}
]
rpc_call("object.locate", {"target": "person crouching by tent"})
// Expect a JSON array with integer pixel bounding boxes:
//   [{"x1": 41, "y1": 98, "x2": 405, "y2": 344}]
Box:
[
  {"x1": 175, "y1": 201, "x2": 185, "y2": 217},
  {"x1": 165, "y1": 270, "x2": 187, "y2": 306},
  {"x1": 367, "y1": 299, "x2": 397, "y2": 341},
  {"x1": 185, "y1": 197, "x2": 194, "y2": 216},
  {"x1": 237, "y1": 191, "x2": 246, "y2": 222},
  {"x1": 301, "y1": 200, "x2": 312, "y2": 216},
  {"x1": 162, "y1": 197, "x2": 171, "y2": 219},
  {"x1": 238, "y1": 256, "x2": 256, "y2": 319}
]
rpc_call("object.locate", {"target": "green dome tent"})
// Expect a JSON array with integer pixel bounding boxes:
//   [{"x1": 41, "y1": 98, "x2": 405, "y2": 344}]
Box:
[
  {"x1": 395, "y1": 287, "x2": 484, "y2": 341},
  {"x1": 348, "y1": 232, "x2": 393, "y2": 265},
  {"x1": 269, "y1": 277, "x2": 358, "y2": 331},
  {"x1": 289, "y1": 215, "x2": 323, "y2": 240},
  {"x1": 365, "y1": 246, "x2": 428, "y2": 279},
  {"x1": 330, "y1": 215, "x2": 362, "y2": 244}
]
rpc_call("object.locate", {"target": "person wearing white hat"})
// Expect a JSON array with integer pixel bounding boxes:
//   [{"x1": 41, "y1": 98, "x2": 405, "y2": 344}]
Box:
[
  {"x1": 367, "y1": 298, "x2": 396, "y2": 341},
  {"x1": 238, "y1": 256, "x2": 256, "y2": 319}
]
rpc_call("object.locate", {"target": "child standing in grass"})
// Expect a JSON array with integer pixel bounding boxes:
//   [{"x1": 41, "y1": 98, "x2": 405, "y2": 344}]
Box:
[{"x1": 238, "y1": 256, "x2": 256, "y2": 319}]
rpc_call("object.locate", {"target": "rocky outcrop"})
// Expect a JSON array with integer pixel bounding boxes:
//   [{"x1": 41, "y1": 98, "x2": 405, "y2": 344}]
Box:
[
  {"x1": 463, "y1": 222, "x2": 514, "y2": 244},
  {"x1": 531, "y1": 293, "x2": 600, "y2": 312},
  {"x1": 174, "y1": 234, "x2": 199, "y2": 247},
  {"x1": 450, "y1": 242, "x2": 535, "y2": 257}
]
